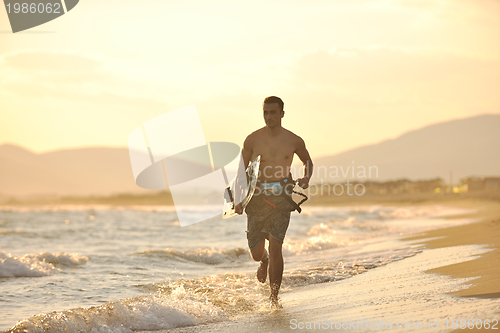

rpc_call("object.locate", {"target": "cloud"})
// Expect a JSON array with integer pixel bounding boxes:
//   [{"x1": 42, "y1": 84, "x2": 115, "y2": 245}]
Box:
[
  {"x1": 2, "y1": 51, "x2": 102, "y2": 73},
  {"x1": 292, "y1": 47, "x2": 500, "y2": 108},
  {"x1": 0, "y1": 51, "x2": 174, "y2": 110},
  {"x1": 0, "y1": 51, "x2": 106, "y2": 90},
  {"x1": 2, "y1": 81, "x2": 170, "y2": 111},
  {"x1": 296, "y1": 47, "x2": 499, "y2": 85}
]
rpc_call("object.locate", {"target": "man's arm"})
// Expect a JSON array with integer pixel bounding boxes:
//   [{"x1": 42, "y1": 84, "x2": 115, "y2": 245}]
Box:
[
  {"x1": 241, "y1": 135, "x2": 253, "y2": 170},
  {"x1": 295, "y1": 137, "x2": 313, "y2": 189},
  {"x1": 235, "y1": 135, "x2": 253, "y2": 214}
]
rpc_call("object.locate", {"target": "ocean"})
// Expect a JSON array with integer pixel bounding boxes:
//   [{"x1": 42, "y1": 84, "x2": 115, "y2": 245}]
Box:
[{"x1": 0, "y1": 204, "x2": 487, "y2": 332}]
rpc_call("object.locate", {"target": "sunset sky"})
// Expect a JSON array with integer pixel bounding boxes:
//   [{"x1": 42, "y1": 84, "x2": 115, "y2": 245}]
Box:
[{"x1": 1, "y1": 0, "x2": 499, "y2": 160}]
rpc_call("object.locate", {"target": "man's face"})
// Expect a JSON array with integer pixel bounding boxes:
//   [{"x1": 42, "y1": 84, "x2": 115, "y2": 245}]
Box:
[{"x1": 263, "y1": 103, "x2": 283, "y2": 129}]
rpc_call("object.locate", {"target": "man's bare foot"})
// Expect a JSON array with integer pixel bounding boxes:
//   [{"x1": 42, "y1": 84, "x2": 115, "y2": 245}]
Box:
[
  {"x1": 269, "y1": 294, "x2": 282, "y2": 309},
  {"x1": 269, "y1": 282, "x2": 282, "y2": 308},
  {"x1": 256, "y1": 252, "x2": 268, "y2": 283}
]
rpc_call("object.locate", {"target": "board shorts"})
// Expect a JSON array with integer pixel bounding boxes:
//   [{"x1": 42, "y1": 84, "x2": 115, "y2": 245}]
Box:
[{"x1": 245, "y1": 180, "x2": 296, "y2": 250}]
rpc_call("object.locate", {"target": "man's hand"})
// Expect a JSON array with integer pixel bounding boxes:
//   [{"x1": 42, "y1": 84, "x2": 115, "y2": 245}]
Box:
[
  {"x1": 235, "y1": 202, "x2": 243, "y2": 215},
  {"x1": 297, "y1": 177, "x2": 310, "y2": 189}
]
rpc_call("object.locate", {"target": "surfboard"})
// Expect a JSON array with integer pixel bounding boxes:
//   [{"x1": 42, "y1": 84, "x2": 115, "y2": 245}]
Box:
[{"x1": 222, "y1": 155, "x2": 260, "y2": 219}]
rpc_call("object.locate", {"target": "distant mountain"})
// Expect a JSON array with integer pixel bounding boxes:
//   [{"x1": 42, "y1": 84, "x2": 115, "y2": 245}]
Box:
[
  {"x1": 1, "y1": 114, "x2": 499, "y2": 197},
  {"x1": 307, "y1": 114, "x2": 500, "y2": 183},
  {"x1": 0, "y1": 144, "x2": 145, "y2": 197}
]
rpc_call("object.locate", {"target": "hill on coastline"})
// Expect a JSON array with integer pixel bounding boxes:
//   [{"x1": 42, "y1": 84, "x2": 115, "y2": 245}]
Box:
[
  {"x1": 0, "y1": 144, "x2": 142, "y2": 197},
  {"x1": 0, "y1": 114, "x2": 499, "y2": 198},
  {"x1": 308, "y1": 114, "x2": 500, "y2": 183}
]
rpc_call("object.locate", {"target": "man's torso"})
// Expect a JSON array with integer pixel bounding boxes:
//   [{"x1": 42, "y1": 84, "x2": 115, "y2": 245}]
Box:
[{"x1": 249, "y1": 128, "x2": 298, "y2": 182}]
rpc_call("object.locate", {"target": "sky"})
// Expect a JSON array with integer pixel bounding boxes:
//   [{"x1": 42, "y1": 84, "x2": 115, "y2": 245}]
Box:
[{"x1": 1, "y1": 0, "x2": 499, "y2": 160}]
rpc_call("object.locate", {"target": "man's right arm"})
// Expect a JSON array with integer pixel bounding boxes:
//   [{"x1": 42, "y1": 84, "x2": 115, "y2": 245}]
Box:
[
  {"x1": 235, "y1": 135, "x2": 253, "y2": 215},
  {"x1": 241, "y1": 135, "x2": 253, "y2": 169}
]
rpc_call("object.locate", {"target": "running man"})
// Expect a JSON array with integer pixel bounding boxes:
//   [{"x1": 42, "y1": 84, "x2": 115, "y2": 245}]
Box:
[{"x1": 235, "y1": 96, "x2": 313, "y2": 305}]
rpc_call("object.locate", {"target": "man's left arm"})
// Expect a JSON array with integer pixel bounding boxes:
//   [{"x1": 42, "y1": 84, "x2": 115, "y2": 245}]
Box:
[{"x1": 295, "y1": 137, "x2": 313, "y2": 189}]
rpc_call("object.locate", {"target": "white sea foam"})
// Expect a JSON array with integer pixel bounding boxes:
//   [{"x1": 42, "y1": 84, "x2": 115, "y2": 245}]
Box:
[
  {"x1": 142, "y1": 246, "x2": 420, "y2": 320},
  {"x1": 151, "y1": 272, "x2": 271, "y2": 316},
  {"x1": 136, "y1": 248, "x2": 250, "y2": 265},
  {"x1": 283, "y1": 233, "x2": 361, "y2": 255},
  {"x1": 7, "y1": 296, "x2": 225, "y2": 333},
  {"x1": 284, "y1": 205, "x2": 477, "y2": 256},
  {"x1": 35, "y1": 252, "x2": 89, "y2": 266},
  {"x1": 0, "y1": 251, "x2": 88, "y2": 278}
]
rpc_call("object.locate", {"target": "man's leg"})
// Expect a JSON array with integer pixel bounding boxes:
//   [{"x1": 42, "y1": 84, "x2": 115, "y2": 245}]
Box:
[
  {"x1": 268, "y1": 236, "x2": 284, "y2": 304},
  {"x1": 250, "y1": 241, "x2": 269, "y2": 283}
]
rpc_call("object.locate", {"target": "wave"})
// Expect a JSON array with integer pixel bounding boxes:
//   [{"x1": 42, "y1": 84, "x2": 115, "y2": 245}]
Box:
[
  {"x1": 282, "y1": 235, "x2": 361, "y2": 256},
  {"x1": 135, "y1": 248, "x2": 250, "y2": 265},
  {"x1": 5, "y1": 296, "x2": 225, "y2": 333},
  {"x1": 135, "y1": 230, "x2": 360, "y2": 266},
  {"x1": 0, "y1": 252, "x2": 88, "y2": 278},
  {"x1": 284, "y1": 247, "x2": 419, "y2": 286},
  {"x1": 135, "y1": 218, "x2": 364, "y2": 265},
  {"x1": 145, "y1": 247, "x2": 420, "y2": 315},
  {"x1": 5, "y1": 247, "x2": 420, "y2": 332},
  {"x1": 282, "y1": 208, "x2": 468, "y2": 255},
  {"x1": 148, "y1": 273, "x2": 267, "y2": 317},
  {"x1": 282, "y1": 218, "x2": 364, "y2": 255}
]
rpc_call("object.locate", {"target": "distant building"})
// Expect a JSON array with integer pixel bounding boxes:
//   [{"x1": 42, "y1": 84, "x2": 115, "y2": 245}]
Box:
[
  {"x1": 318, "y1": 177, "x2": 500, "y2": 196},
  {"x1": 462, "y1": 177, "x2": 484, "y2": 191},
  {"x1": 461, "y1": 177, "x2": 500, "y2": 191},
  {"x1": 348, "y1": 178, "x2": 445, "y2": 195},
  {"x1": 485, "y1": 177, "x2": 500, "y2": 190}
]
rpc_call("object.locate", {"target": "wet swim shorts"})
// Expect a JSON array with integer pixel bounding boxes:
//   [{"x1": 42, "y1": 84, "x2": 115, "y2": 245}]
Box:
[{"x1": 245, "y1": 183, "x2": 295, "y2": 250}]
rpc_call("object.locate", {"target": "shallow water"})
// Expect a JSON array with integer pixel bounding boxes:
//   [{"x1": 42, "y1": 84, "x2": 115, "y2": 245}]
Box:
[{"x1": 0, "y1": 204, "x2": 477, "y2": 332}]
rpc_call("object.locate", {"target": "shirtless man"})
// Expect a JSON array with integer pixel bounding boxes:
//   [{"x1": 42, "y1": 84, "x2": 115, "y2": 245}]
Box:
[{"x1": 235, "y1": 96, "x2": 313, "y2": 305}]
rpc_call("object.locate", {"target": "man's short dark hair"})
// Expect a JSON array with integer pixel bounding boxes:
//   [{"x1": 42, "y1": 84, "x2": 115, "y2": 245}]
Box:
[{"x1": 263, "y1": 96, "x2": 284, "y2": 112}]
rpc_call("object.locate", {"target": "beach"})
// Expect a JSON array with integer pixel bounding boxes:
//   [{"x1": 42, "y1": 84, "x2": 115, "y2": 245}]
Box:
[
  {"x1": 1, "y1": 198, "x2": 499, "y2": 333},
  {"x1": 144, "y1": 199, "x2": 500, "y2": 333}
]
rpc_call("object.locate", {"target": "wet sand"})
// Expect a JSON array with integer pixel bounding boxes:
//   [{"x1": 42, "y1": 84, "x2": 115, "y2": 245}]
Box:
[{"x1": 406, "y1": 199, "x2": 500, "y2": 299}]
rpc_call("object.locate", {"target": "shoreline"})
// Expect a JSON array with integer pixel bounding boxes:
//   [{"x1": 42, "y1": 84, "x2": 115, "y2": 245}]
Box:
[
  {"x1": 306, "y1": 191, "x2": 500, "y2": 207},
  {"x1": 1, "y1": 190, "x2": 499, "y2": 207},
  {"x1": 140, "y1": 198, "x2": 500, "y2": 333},
  {"x1": 405, "y1": 199, "x2": 500, "y2": 299}
]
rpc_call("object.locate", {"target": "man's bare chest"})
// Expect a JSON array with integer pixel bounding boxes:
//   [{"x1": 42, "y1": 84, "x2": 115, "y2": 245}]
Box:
[{"x1": 253, "y1": 138, "x2": 295, "y2": 162}]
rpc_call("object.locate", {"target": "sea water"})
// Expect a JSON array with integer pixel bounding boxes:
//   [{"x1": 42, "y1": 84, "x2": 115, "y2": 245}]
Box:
[{"x1": 0, "y1": 204, "x2": 476, "y2": 332}]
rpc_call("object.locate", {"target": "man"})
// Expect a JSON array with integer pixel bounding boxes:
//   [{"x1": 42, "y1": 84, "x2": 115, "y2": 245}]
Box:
[{"x1": 235, "y1": 96, "x2": 313, "y2": 306}]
